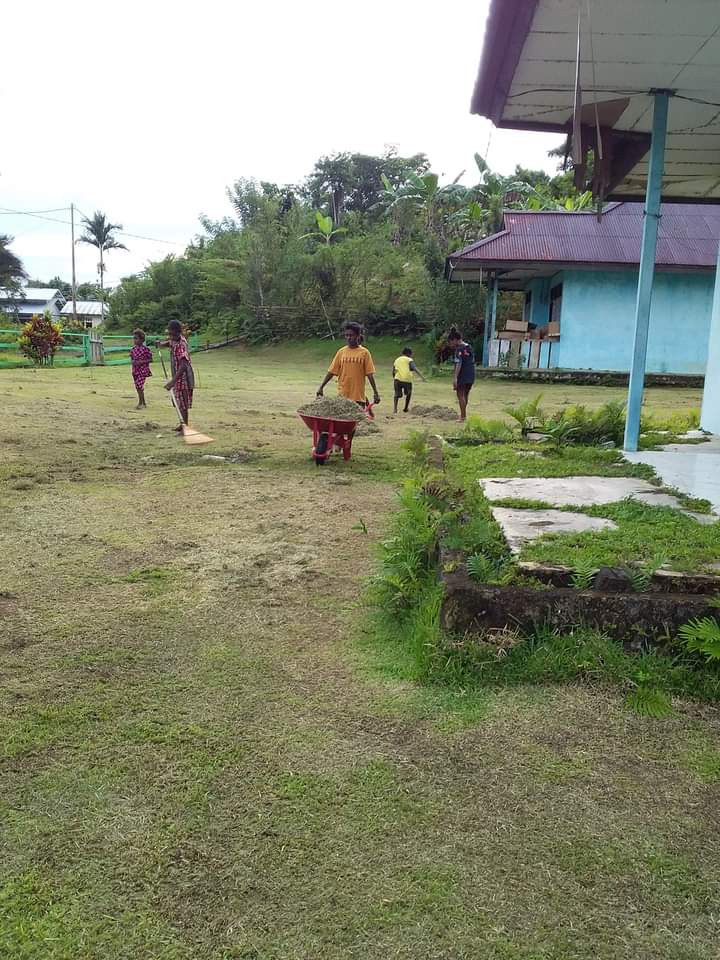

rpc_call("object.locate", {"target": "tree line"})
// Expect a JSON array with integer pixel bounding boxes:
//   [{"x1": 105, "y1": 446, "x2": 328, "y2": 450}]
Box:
[{"x1": 4, "y1": 148, "x2": 587, "y2": 347}]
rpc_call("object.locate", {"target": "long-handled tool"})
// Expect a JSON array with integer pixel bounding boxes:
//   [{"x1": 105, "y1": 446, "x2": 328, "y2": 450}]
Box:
[{"x1": 159, "y1": 349, "x2": 214, "y2": 446}]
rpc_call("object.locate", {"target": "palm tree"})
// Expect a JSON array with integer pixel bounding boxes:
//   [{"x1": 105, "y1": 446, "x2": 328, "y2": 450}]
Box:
[
  {"x1": 0, "y1": 235, "x2": 27, "y2": 291},
  {"x1": 78, "y1": 211, "x2": 127, "y2": 324}
]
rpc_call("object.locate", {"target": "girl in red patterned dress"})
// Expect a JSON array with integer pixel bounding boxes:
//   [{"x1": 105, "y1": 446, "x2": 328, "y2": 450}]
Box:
[
  {"x1": 161, "y1": 320, "x2": 195, "y2": 431},
  {"x1": 130, "y1": 329, "x2": 153, "y2": 409}
]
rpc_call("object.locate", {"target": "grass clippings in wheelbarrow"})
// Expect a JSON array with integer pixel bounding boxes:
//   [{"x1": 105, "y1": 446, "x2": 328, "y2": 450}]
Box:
[{"x1": 298, "y1": 397, "x2": 366, "y2": 420}]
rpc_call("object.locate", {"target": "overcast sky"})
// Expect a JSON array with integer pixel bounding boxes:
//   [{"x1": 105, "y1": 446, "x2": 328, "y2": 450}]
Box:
[{"x1": 1, "y1": 0, "x2": 560, "y2": 287}]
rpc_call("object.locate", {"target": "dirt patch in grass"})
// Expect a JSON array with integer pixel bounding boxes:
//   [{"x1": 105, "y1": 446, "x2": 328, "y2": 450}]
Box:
[{"x1": 410, "y1": 404, "x2": 458, "y2": 420}]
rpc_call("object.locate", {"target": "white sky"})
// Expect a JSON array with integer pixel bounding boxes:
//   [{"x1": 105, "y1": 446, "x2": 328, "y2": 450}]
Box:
[{"x1": 1, "y1": 0, "x2": 560, "y2": 287}]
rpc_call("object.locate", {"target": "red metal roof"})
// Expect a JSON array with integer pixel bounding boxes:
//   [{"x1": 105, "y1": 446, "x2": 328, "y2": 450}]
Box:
[{"x1": 448, "y1": 202, "x2": 720, "y2": 271}]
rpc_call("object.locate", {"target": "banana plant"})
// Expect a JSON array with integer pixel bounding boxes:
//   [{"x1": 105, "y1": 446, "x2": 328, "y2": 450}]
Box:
[
  {"x1": 522, "y1": 188, "x2": 594, "y2": 212},
  {"x1": 299, "y1": 211, "x2": 348, "y2": 245}
]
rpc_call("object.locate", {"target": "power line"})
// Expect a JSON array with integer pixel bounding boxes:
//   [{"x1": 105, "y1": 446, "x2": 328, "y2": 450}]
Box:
[
  {"x1": 0, "y1": 205, "x2": 182, "y2": 246},
  {"x1": 71, "y1": 206, "x2": 179, "y2": 246},
  {"x1": 0, "y1": 205, "x2": 70, "y2": 214},
  {"x1": 118, "y1": 230, "x2": 179, "y2": 246},
  {"x1": 0, "y1": 206, "x2": 72, "y2": 226}
]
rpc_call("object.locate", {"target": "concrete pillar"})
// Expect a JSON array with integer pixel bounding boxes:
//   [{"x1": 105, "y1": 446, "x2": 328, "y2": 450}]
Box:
[
  {"x1": 481, "y1": 274, "x2": 492, "y2": 366},
  {"x1": 490, "y1": 274, "x2": 499, "y2": 342},
  {"x1": 700, "y1": 241, "x2": 720, "y2": 433},
  {"x1": 623, "y1": 90, "x2": 671, "y2": 452}
]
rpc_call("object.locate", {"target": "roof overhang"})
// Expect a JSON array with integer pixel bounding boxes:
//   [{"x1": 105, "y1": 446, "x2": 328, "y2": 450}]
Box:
[
  {"x1": 447, "y1": 259, "x2": 716, "y2": 287},
  {"x1": 471, "y1": 0, "x2": 720, "y2": 202}
]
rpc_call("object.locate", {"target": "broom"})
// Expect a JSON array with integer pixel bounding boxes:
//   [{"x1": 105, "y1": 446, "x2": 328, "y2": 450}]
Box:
[{"x1": 158, "y1": 349, "x2": 214, "y2": 445}]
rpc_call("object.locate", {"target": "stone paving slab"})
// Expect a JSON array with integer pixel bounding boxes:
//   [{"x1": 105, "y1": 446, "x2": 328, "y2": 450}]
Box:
[
  {"x1": 480, "y1": 475, "x2": 668, "y2": 507},
  {"x1": 491, "y1": 507, "x2": 617, "y2": 555}
]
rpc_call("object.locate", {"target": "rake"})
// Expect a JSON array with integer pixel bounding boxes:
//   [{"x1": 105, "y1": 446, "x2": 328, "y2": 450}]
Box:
[{"x1": 158, "y1": 349, "x2": 214, "y2": 446}]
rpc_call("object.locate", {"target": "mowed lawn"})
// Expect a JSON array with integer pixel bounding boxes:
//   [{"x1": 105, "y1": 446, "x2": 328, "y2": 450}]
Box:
[{"x1": 2, "y1": 340, "x2": 720, "y2": 960}]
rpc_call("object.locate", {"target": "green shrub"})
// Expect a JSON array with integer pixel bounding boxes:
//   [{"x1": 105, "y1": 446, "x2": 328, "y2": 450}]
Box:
[
  {"x1": 542, "y1": 401, "x2": 626, "y2": 446},
  {"x1": 401, "y1": 429, "x2": 431, "y2": 466},
  {"x1": 19, "y1": 311, "x2": 64, "y2": 365},
  {"x1": 450, "y1": 416, "x2": 515, "y2": 446}
]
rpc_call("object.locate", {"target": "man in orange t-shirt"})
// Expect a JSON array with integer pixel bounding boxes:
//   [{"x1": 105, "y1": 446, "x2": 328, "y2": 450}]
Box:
[{"x1": 316, "y1": 322, "x2": 381, "y2": 406}]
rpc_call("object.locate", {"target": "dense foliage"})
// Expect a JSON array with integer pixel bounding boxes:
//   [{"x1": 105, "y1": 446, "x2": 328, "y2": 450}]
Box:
[
  {"x1": 0, "y1": 235, "x2": 26, "y2": 292},
  {"x1": 106, "y1": 150, "x2": 587, "y2": 346}
]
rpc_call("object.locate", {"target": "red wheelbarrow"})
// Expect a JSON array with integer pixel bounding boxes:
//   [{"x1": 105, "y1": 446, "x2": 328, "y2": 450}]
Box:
[{"x1": 298, "y1": 413, "x2": 358, "y2": 465}]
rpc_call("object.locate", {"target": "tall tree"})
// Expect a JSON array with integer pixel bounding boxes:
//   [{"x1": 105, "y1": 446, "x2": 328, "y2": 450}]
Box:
[
  {"x1": 0, "y1": 235, "x2": 26, "y2": 292},
  {"x1": 306, "y1": 151, "x2": 431, "y2": 224},
  {"x1": 78, "y1": 211, "x2": 128, "y2": 323}
]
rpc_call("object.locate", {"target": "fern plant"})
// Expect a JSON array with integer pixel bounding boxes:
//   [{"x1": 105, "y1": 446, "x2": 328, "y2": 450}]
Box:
[
  {"x1": 677, "y1": 617, "x2": 720, "y2": 662},
  {"x1": 571, "y1": 558, "x2": 599, "y2": 590},
  {"x1": 466, "y1": 553, "x2": 497, "y2": 583},
  {"x1": 504, "y1": 394, "x2": 545, "y2": 435},
  {"x1": 541, "y1": 417, "x2": 578, "y2": 449},
  {"x1": 625, "y1": 686, "x2": 673, "y2": 717}
]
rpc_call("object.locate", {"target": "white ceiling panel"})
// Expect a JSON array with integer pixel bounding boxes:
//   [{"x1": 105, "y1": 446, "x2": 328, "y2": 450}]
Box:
[
  {"x1": 535, "y1": 0, "x2": 714, "y2": 38},
  {"x1": 476, "y1": 0, "x2": 720, "y2": 199}
]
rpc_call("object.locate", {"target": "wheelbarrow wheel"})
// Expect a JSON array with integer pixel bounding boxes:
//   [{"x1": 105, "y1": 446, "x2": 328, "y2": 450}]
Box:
[{"x1": 315, "y1": 430, "x2": 330, "y2": 466}]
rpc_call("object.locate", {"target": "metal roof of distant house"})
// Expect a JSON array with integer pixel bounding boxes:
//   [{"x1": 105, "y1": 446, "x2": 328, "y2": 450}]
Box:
[
  {"x1": 447, "y1": 202, "x2": 720, "y2": 287},
  {"x1": 60, "y1": 300, "x2": 105, "y2": 316},
  {"x1": 0, "y1": 287, "x2": 64, "y2": 303}
]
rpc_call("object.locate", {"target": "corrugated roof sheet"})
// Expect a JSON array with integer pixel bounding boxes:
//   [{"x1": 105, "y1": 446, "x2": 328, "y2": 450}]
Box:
[
  {"x1": 0, "y1": 287, "x2": 64, "y2": 303},
  {"x1": 449, "y1": 202, "x2": 720, "y2": 269},
  {"x1": 60, "y1": 300, "x2": 105, "y2": 316}
]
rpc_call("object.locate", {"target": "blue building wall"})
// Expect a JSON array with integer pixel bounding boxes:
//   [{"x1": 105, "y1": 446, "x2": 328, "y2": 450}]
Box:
[{"x1": 554, "y1": 269, "x2": 714, "y2": 373}]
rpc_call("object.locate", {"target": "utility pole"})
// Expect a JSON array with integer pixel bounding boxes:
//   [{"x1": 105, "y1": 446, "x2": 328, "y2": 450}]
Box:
[
  {"x1": 99, "y1": 247, "x2": 105, "y2": 326},
  {"x1": 70, "y1": 203, "x2": 78, "y2": 327}
]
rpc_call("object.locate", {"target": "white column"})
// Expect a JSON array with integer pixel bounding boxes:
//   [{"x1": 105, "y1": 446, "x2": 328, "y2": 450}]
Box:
[{"x1": 700, "y1": 241, "x2": 720, "y2": 433}]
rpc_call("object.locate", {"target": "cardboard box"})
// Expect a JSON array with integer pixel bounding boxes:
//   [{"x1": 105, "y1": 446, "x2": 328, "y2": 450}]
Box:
[{"x1": 503, "y1": 319, "x2": 529, "y2": 333}]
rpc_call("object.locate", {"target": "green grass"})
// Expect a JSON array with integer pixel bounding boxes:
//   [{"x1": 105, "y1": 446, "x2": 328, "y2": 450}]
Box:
[
  {"x1": 521, "y1": 498, "x2": 720, "y2": 573},
  {"x1": 447, "y1": 441, "x2": 658, "y2": 483},
  {"x1": 4, "y1": 345, "x2": 720, "y2": 959}
]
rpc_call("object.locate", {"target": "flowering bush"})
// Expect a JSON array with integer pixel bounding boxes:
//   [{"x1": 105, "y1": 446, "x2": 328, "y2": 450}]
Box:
[{"x1": 19, "y1": 311, "x2": 64, "y2": 365}]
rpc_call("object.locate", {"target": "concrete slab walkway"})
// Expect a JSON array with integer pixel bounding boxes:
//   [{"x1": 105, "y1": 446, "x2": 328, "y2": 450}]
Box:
[
  {"x1": 624, "y1": 437, "x2": 720, "y2": 513},
  {"x1": 480, "y1": 475, "x2": 688, "y2": 510},
  {"x1": 491, "y1": 507, "x2": 617, "y2": 554}
]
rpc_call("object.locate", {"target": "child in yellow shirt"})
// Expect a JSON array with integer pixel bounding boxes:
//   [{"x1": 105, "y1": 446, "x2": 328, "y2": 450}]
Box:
[{"x1": 392, "y1": 347, "x2": 426, "y2": 413}]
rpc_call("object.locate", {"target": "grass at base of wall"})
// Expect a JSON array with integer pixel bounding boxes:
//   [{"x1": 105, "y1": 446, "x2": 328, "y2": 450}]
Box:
[{"x1": 520, "y1": 498, "x2": 720, "y2": 573}]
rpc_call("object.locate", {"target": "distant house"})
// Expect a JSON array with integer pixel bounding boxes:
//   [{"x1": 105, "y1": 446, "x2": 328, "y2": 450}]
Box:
[
  {"x1": 0, "y1": 287, "x2": 66, "y2": 324},
  {"x1": 60, "y1": 300, "x2": 107, "y2": 329},
  {"x1": 446, "y1": 202, "x2": 720, "y2": 374}
]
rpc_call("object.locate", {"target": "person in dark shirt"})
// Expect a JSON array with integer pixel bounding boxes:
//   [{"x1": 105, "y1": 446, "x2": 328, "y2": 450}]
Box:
[{"x1": 447, "y1": 326, "x2": 476, "y2": 422}]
